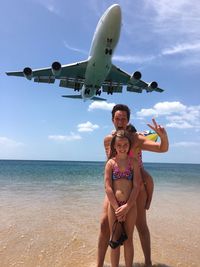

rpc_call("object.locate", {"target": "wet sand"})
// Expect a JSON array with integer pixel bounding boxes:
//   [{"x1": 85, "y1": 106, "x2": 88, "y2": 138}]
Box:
[{"x1": 0, "y1": 184, "x2": 199, "y2": 267}]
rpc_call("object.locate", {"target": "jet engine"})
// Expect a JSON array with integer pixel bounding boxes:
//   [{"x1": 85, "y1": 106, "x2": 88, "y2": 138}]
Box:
[
  {"x1": 23, "y1": 67, "x2": 32, "y2": 80},
  {"x1": 51, "y1": 61, "x2": 61, "y2": 76},
  {"x1": 148, "y1": 81, "x2": 158, "y2": 90},
  {"x1": 132, "y1": 71, "x2": 142, "y2": 80}
]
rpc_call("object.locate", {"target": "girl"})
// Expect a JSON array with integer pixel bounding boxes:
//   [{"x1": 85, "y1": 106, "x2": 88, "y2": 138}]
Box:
[{"x1": 104, "y1": 130, "x2": 142, "y2": 267}]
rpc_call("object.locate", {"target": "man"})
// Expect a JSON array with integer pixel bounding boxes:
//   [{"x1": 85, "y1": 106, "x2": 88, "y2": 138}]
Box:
[{"x1": 97, "y1": 104, "x2": 169, "y2": 267}]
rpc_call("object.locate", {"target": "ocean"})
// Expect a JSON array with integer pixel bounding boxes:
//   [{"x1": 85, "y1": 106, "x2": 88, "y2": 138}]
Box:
[{"x1": 0, "y1": 160, "x2": 200, "y2": 267}]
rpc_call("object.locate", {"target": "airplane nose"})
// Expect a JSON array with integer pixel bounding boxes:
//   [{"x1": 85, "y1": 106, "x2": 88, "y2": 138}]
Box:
[{"x1": 109, "y1": 4, "x2": 121, "y2": 18}]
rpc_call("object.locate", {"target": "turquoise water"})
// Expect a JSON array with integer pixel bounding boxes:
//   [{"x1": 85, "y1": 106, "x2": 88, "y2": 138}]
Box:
[
  {"x1": 144, "y1": 162, "x2": 200, "y2": 188},
  {"x1": 0, "y1": 160, "x2": 199, "y2": 187},
  {"x1": 0, "y1": 160, "x2": 104, "y2": 182},
  {"x1": 1, "y1": 160, "x2": 199, "y2": 207}
]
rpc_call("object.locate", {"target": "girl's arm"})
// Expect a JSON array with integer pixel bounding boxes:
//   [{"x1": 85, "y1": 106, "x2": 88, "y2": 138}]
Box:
[
  {"x1": 104, "y1": 160, "x2": 119, "y2": 211},
  {"x1": 139, "y1": 118, "x2": 169, "y2": 153}
]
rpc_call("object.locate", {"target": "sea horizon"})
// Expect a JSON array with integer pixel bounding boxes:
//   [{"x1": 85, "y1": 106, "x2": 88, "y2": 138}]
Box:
[{"x1": 1, "y1": 158, "x2": 200, "y2": 165}]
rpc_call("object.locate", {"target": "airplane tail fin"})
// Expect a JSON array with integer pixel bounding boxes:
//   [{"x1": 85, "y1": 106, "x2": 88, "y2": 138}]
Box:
[
  {"x1": 91, "y1": 96, "x2": 107, "y2": 101},
  {"x1": 62, "y1": 95, "x2": 107, "y2": 101}
]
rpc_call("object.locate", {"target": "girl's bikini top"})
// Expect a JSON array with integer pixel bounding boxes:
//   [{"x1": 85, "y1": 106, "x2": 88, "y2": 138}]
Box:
[{"x1": 112, "y1": 159, "x2": 133, "y2": 181}]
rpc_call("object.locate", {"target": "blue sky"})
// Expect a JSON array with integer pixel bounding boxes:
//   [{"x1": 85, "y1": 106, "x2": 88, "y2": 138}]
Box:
[{"x1": 1, "y1": 0, "x2": 200, "y2": 163}]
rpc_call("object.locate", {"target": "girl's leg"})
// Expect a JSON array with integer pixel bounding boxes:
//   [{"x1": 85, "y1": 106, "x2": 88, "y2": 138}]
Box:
[
  {"x1": 124, "y1": 205, "x2": 137, "y2": 267},
  {"x1": 136, "y1": 188, "x2": 152, "y2": 266},
  {"x1": 141, "y1": 168, "x2": 154, "y2": 210},
  {"x1": 108, "y1": 204, "x2": 121, "y2": 267},
  {"x1": 110, "y1": 246, "x2": 120, "y2": 267}
]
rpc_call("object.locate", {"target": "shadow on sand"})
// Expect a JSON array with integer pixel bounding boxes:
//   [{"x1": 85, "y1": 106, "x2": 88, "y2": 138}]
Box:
[{"x1": 104, "y1": 264, "x2": 173, "y2": 267}]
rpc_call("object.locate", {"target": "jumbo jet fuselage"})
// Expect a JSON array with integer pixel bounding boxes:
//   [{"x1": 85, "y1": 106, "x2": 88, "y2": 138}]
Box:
[{"x1": 82, "y1": 4, "x2": 121, "y2": 99}]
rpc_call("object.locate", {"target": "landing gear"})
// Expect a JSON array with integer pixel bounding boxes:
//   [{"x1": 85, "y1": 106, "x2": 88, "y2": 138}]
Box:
[
  {"x1": 105, "y1": 48, "x2": 112, "y2": 55},
  {"x1": 105, "y1": 37, "x2": 113, "y2": 55},
  {"x1": 96, "y1": 89, "x2": 101, "y2": 96},
  {"x1": 74, "y1": 82, "x2": 80, "y2": 91},
  {"x1": 107, "y1": 87, "x2": 113, "y2": 95},
  {"x1": 85, "y1": 88, "x2": 90, "y2": 95}
]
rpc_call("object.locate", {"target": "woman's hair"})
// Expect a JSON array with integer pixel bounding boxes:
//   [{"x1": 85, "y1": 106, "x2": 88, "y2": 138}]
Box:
[
  {"x1": 111, "y1": 104, "x2": 131, "y2": 121},
  {"x1": 126, "y1": 123, "x2": 137, "y2": 133},
  {"x1": 109, "y1": 130, "x2": 132, "y2": 159}
]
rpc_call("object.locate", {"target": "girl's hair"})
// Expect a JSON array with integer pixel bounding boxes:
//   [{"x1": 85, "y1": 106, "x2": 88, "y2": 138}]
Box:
[{"x1": 109, "y1": 130, "x2": 132, "y2": 159}]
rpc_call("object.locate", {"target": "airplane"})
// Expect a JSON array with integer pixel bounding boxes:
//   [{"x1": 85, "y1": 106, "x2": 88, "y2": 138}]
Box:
[{"x1": 6, "y1": 4, "x2": 164, "y2": 101}]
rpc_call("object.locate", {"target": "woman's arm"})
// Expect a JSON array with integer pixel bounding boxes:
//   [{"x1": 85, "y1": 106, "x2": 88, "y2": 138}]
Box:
[
  {"x1": 139, "y1": 118, "x2": 169, "y2": 153},
  {"x1": 128, "y1": 157, "x2": 141, "y2": 203},
  {"x1": 104, "y1": 160, "x2": 119, "y2": 211},
  {"x1": 124, "y1": 158, "x2": 141, "y2": 208}
]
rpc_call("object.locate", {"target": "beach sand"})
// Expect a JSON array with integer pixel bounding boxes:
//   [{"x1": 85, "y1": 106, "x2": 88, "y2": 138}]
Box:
[{"x1": 0, "y1": 184, "x2": 199, "y2": 267}]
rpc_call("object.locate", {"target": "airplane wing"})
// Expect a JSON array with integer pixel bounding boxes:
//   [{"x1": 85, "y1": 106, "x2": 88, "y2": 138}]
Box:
[
  {"x1": 6, "y1": 60, "x2": 88, "y2": 90},
  {"x1": 127, "y1": 80, "x2": 164, "y2": 93},
  {"x1": 127, "y1": 80, "x2": 147, "y2": 93},
  {"x1": 105, "y1": 64, "x2": 130, "y2": 84},
  {"x1": 102, "y1": 64, "x2": 129, "y2": 94},
  {"x1": 154, "y1": 87, "x2": 164, "y2": 93},
  {"x1": 104, "y1": 64, "x2": 164, "y2": 94},
  {"x1": 6, "y1": 61, "x2": 164, "y2": 94}
]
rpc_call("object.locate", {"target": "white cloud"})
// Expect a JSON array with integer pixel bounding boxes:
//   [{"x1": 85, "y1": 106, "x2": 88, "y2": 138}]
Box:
[
  {"x1": 136, "y1": 108, "x2": 157, "y2": 117},
  {"x1": 142, "y1": 0, "x2": 200, "y2": 66},
  {"x1": 113, "y1": 54, "x2": 156, "y2": 64},
  {"x1": 146, "y1": 0, "x2": 200, "y2": 34},
  {"x1": 46, "y1": 4, "x2": 58, "y2": 14},
  {"x1": 162, "y1": 42, "x2": 200, "y2": 55},
  {"x1": 48, "y1": 132, "x2": 82, "y2": 141},
  {"x1": 63, "y1": 41, "x2": 88, "y2": 55},
  {"x1": 171, "y1": 141, "x2": 200, "y2": 147},
  {"x1": 88, "y1": 101, "x2": 115, "y2": 111},
  {"x1": 0, "y1": 137, "x2": 24, "y2": 148},
  {"x1": 166, "y1": 121, "x2": 193, "y2": 129},
  {"x1": 77, "y1": 121, "x2": 99, "y2": 132},
  {"x1": 36, "y1": 0, "x2": 60, "y2": 15},
  {"x1": 136, "y1": 101, "x2": 200, "y2": 129},
  {"x1": 137, "y1": 101, "x2": 186, "y2": 117},
  {"x1": 154, "y1": 102, "x2": 187, "y2": 114}
]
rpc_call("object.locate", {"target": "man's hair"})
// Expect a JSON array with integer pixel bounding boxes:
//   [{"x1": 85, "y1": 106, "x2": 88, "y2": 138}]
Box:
[{"x1": 111, "y1": 104, "x2": 131, "y2": 121}]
